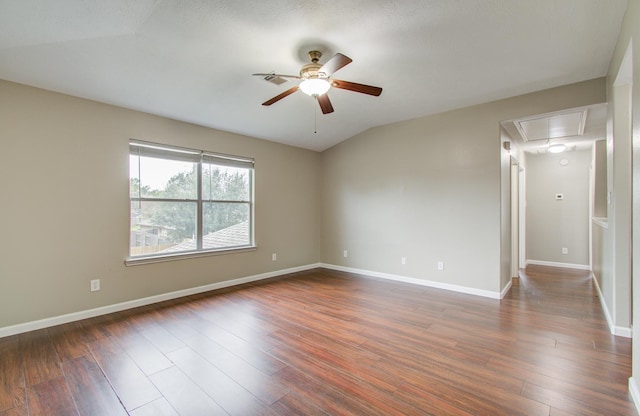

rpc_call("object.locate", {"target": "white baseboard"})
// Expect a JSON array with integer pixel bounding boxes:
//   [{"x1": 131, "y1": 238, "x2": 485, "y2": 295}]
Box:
[
  {"x1": 630, "y1": 378, "x2": 640, "y2": 414},
  {"x1": 526, "y1": 259, "x2": 590, "y2": 270},
  {"x1": 0, "y1": 263, "x2": 321, "y2": 339},
  {"x1": 591, "y1": 272, "x2": 614, "y2": 330},
  {"x1": 319, "y1": 263, "x2": 506, "y2": 299},
  {"x1": 616, "y1": 326, "x2": 634, "y2": 338},
  {"x1": 501, "y1": 279, "x2": 513, "y2": 299},
  {"x1": 591, "y1": 272, "x2": 632, "y2": 338}
]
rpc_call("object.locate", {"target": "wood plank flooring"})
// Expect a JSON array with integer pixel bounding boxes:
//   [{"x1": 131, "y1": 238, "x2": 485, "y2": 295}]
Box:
[{"x1": 0, "y1": 265, "x2": 636, "y2": 415}]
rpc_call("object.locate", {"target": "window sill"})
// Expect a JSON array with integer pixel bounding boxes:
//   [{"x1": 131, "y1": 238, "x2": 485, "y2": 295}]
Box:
[{"x1": 125, "y1": 245, "x2": 257, "y2": 266}]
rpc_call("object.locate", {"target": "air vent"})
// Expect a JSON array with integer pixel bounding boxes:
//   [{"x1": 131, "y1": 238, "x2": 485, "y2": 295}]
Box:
[
  {"x1": 262, "y1": 73, "x2": 288, "y2": 86},
  {"x1": 515, "y1": 110, "x2": 588, "y2": 142}
]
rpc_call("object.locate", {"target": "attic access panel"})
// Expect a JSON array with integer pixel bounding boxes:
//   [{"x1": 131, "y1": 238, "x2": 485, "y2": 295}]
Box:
[{"x1": 515, "y1": 110, "x2": 588, "y2": 142}]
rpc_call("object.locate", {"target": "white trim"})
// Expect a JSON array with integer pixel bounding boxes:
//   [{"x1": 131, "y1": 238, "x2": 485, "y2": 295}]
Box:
[
  {"x1": 320, "y1": 263, "x2": 505, "y2": 299},
  {"x1": 593, "y1": 272, "x2": 615, "y2": 333},
  {"x1": 125, "y1": 246, "x2": 257, "y2": 266},
  {"x1": 589, "y1": 149, "x2": 594, "y2": 271},
  {"x1": 615, "y1": 326, "x2": 633, "y2": 338},
  {"x1": 630, "y1": 378, "x2": 640, "y2": 414},
  {"x1": 501, "y1": 279, "x2": 513, "y2": 299},
  {"x1": 525, "y1": 259, "x2": 590, "y2": 270},
  {"x1": 592, "y1": 272, "x2": 632, "y2": 338},
  {"x1": 0, "y1": 263, "x2": 321, "y2": 339}
]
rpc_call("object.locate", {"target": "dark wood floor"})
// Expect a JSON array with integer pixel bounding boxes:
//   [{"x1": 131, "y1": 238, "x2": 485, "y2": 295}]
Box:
[{"x1": 0, "y1": 265, "x2": 636, "y2": 415}]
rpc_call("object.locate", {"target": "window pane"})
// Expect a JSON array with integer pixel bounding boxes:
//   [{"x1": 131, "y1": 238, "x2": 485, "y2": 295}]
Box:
[
  {"x1": 202, "y1": 202, "x2": 250, "y2": 249},
  {"x1": 130, "y1": 154, "x2": 141, "y2": 199},
  {"x1": 129, "y1": 140, "x2": 254, "y2": 260},
  {"x1": 130, "y1": 155, "x2": 197, "y2": 199},
  {"x1": 130, "y1": 201, "x2": 197, "y2": 256},
  {"x1": 202, "y1": 165, "x2": 250, "y2": 201}
]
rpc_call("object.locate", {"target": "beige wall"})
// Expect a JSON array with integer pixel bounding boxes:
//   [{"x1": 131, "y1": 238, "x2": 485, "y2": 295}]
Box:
[
  {"x1": 593, "y1": 140, "x2": 608, "y2": 218},
  {"x1": 0, "y1": 80, "x2": 321, "y2": 328},
  {"x1": 524, "y1": 149, "x2": 592, "y2": 267},
  {"x1": 613, "y1": 82, "x2": 633, "y2": 332},
  {"x1": 321, "y1": 79, "x2": 606, "y2": 295},
  {"x1": 592, "y1": 0, "x2": 635, "y2": 340},
  {"x1": 607, "y1": 0, "x2": 640, "y2": 401}
]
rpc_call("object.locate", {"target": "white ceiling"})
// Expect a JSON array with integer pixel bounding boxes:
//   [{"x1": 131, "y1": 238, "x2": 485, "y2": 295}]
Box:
[{"x1": 0, "y1": 0, "x2": 628, "y2": 151}]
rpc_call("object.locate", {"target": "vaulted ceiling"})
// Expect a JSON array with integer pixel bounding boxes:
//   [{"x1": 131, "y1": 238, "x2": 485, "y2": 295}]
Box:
[{"x1": 0, "y1": 0, "x2": 628, "y2": 151}]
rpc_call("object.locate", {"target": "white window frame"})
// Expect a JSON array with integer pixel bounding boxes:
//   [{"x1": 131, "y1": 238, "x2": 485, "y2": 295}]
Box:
[{"x1": 126, "y1": 140, "x2": 255, "y2": 266}]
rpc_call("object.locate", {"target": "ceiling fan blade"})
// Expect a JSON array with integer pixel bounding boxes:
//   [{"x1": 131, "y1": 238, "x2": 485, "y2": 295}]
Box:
[
  {"x1": 319, "y1": 53, "x2": 352, "y2": 76},
  {"x1": 331, "y1": 79, "x2": 383, "y2": 96},
  {"x1": 317, "y1": 94, "x2": 334, "y2": 114},
  {"x1": 252, "y1": 73, "x2": 301, "y2": 79},
  {"x1": 262, "y1": 86, "x2": 299, "y2": 106}
]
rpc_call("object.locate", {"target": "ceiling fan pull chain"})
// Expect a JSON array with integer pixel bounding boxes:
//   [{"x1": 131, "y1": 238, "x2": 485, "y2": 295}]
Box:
[{"x1": 314, "y1": 97, "x2": 317, "y2": 134}]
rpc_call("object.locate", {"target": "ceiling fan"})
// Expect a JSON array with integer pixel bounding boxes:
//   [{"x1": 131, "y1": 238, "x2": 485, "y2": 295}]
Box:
[{"x1": 253, "y1": 51, "x2": 382, "y2": 114}]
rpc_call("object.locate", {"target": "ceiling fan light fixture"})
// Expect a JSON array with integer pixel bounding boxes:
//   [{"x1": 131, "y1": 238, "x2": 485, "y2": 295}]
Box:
[
  {"x1": 548, "y1": 143, "x2": 566, "y2": 154},
  {"x1": 299, "y1": 78, "x2": 330, "y2": 96}
]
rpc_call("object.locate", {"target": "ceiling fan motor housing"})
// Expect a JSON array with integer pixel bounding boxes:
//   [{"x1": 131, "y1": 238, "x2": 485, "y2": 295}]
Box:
[
  {"x1": 300, "y1": 63, "x2": 323, "y2": 79},
  {"x1": 300, "y1": 51, "x2": 325, "y2": 79}
]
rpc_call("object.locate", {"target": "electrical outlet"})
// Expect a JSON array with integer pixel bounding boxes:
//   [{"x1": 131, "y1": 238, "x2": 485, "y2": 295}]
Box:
[
  {"x1": 437, "y1": 261, "x2": 444, "y2": 271},
  {"x1": 562, "y1": 248, "x2": 568, "y2": 255},
  {"x1": 343, "y1": 250, "x2": 348, "y2": 258},
  {"x1": 401, "y1": 257, "x2": 407, "y2": 265},
  {"x1": 272, "y1": 253, "x2": 277, "y2": 261},
  {"x1": 90, "y1": 279, "x2": 100, "y2": 292}
]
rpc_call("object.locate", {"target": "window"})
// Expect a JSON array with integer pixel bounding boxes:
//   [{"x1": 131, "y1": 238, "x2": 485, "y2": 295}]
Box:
[{"x1": 128, "y1": 140, "x2": 254, "y2": 263}]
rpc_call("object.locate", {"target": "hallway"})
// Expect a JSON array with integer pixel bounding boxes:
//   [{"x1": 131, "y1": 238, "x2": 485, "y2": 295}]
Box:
[{"x1": 502, "y1": 265, "x2": 634, "y2": 414}]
